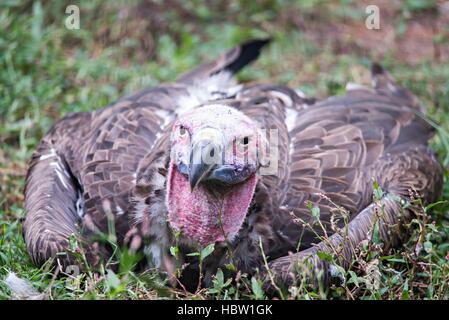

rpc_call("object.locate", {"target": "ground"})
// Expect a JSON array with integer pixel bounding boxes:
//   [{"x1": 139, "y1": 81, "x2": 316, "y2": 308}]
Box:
[{"x1": 1, "y1": 0, "x2": 449, "y2": 299}]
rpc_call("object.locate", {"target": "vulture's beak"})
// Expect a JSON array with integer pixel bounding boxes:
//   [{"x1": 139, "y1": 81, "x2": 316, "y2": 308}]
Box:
[
  {"x1": 189, "y1": 161, "x2": 216, "y2": 191},
  {"x1": 187, "y1": 127, "x2": 257, "y2": 190},
  {"x1": 189, "y1": 132, "x2": 223, "y2": 191}
]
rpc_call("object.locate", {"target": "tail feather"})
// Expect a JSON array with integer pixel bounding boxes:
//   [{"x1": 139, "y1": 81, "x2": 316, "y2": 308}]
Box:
[
  {"x1": 222, "y1": 38, "x2": 271, "y2": 75},
  {"x1": 176, "y1": 38, "x2": 271, "y2": 84}
]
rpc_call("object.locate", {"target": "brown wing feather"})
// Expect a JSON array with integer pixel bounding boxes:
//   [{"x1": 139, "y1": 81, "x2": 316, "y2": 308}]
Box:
[
  {"x1": 268, "y1": 146, "x2": 442, "y2": 288},
  {"x1": 23, "y1": 113, "x2": 90, "y2": 267},
  {"x1": 264, "y1": 66, "x2": 443, "y2": 288}
]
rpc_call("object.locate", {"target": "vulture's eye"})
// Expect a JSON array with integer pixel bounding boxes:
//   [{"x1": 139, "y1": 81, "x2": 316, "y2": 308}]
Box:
[
  {"x1": 236, "y1": 136, "x2": 250, "y2": 156},
  {"x1": 179, "y1": 126, "x2": 187, "y2": 136},
  {"x1": 241, "y1": 136, "x2": 249, "y2": 146}
]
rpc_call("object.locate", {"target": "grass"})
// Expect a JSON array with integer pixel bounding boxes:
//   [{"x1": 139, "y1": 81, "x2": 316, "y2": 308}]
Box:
[{"x1": 1, "y1": 0, "x2": 449, "y2": 299}]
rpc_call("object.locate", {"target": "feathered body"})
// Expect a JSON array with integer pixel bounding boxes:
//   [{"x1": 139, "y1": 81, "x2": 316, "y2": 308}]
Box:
[{"x1": 23, "y1": 40, "x2": 443, "y2": 289}]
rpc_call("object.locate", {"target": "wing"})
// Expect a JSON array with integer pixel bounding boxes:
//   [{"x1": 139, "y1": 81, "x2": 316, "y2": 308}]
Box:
[
  {"x1": 275, "y1": 90, "x2": 434, "y2": 248},
  {"x1": 23, "y1": 113, "x2": 90, "y2": 267},
  {"x1": 264, "y1": 66, "x2": 443, "y2": 288}
]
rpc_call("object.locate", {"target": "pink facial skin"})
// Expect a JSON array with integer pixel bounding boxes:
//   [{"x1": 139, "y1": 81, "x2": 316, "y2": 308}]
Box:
[
  {"x1": 166, "y1": 105, "x2": 263, "y2": 246},
  {"x1": 166, "y1": 160, "x2": 257, "y2": 246}
]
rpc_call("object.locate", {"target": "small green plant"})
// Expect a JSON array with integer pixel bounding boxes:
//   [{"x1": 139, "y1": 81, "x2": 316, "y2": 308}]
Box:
[
  {"x1": 207, "y1": 268, "x2": 233, "y2": 299},
  {"x1": 186, "y1": 243, "x2": 215, "y2": 292}
]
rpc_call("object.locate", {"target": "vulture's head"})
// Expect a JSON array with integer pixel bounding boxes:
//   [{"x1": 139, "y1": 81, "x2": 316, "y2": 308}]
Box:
[{"x1": 166, "y1": 105, "x2": 266, "y2": 246}]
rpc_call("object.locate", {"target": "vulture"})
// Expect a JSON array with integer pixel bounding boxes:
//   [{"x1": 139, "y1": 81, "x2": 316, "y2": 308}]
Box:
[{"x1": 23, "y1": 39, "x2": 443, "y2": 291}]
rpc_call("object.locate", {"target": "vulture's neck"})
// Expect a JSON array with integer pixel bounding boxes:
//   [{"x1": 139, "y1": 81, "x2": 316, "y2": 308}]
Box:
[{"x1": 131, "y1": 149, "x2": 274, "y2": 274}]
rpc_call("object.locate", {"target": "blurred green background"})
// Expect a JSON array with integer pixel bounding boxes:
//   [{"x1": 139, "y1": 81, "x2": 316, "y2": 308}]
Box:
[{"x1": 1, "y1": 0, "x2": 449, "y2": 299}]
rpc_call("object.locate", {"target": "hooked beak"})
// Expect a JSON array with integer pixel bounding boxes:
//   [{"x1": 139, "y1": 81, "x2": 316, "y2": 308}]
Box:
[
  {"x1": 189, "y1": 161, "x2": 216, "y2": 191},
  {"x1": 185, "y1": 127, "x2": 258, "y2": 190},
  {"x1": 188, "y1": 135, "x2": 223, "y2": 191}
]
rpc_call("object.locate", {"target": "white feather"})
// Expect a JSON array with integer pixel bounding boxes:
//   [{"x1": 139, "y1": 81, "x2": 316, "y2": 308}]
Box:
[
  {"x1": 175, "y1": 71, "x2": 239, "y2": 116},
  {"x1": 50, "y1": 161, "x2": 68, "y2": 189},
  {"x1": 76, "y1": 190, "x2": 84, "y2": 218},
  {"x1": 295, "y1": 89, "x2": 306, "y2": 98},
  {"x1": 40, "y1": 148, "x2": 70, "y2": 189},
  {"x1": 4, "y1": 272, "x2": 45, "y2": 300},
  {"x1": 285, "y1": 107, "x2": 298, "y2": 132},
  {"x1": 155, "y1": 109, "x2": 172, "y2": 130},
  {"x1": 116, "y1": 205, "x2": 124, "y2": 216},
  {"x1": 346, "y1": 82, "x2": 371, "y2": 91},
  {"x1": 270, "y1": 90, "x2": 293, "y2": 107},
  {"x1": 39, "y1": 148, "x2": 57, "y2": 161},
  {"x1": 133, "y1": 198, "x2": 147, "y2": 223},
  {"x1": 144, "y1": 243, "x2": 162, "y2": 268}
]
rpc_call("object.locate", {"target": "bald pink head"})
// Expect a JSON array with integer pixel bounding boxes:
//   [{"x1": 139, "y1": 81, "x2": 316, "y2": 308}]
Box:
[{"x1": 166, "y1": 105, "x2": 264, "y2": 246}]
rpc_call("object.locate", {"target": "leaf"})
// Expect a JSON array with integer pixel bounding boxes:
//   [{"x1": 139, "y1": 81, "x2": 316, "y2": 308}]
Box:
[
  {"x1": 347, "y1": 270, "x2": 359, "y2": 287},
  {"x1": 306, "y1": 201, "x2": 320, "y2": 220},
  {"x1": 372, "y1": 181, "x2": 384, "y2": 201},
  {"x1": 425, "y1": 200, "x2": 448, "y2": 212},
  {"x1": 311, "y1": 206, "x2": 320, "y2": 220},
  {"x1": 119, "y1": 249, "x2": 143, "y2": 274},
  {"x1": 379, "y1": 287, "x2": 389, "y2": 295},
  {"x1": 200, "y1": 243, "x2": 215, "y2": 260},
  {"x1": 169, "y1": 246, "x2": 178, "y2": 258},
  {"x1": 215, "y1": 268, "x2": 224, "y2": 286},
  {"x1": 106, "y1": 269, "x2": 121, "y2": 289},
  {"x1": 427, "y1": 223, "x2": 438, "y2": 233},
  {"x1": 385, "y1": 258, "x2": 406, "y2": 263},
  {"x1": 401, "y1": 278, "x2": 410, "y2": 300},
  {"x1": 251, "y1": 277, "x2": 264, "y2": 299},
  {"x1": 306, "y1": 200, "x2": 313, "y2": 210},
  {"x1": 69, "y1": 234, "x2": 79, "y2": 252},
  {"x1": 225, "y1": 263, "x2": 237, "y2": 272},
  {"x1": 209, "y1": 269, "x2": 231, "y2": 296},
  {"x1": 423, "y1": 241, "x2": 433, "y2": 253},
  {"x1": 317, "y1": 251, "x2": 333, "y2": 262},
  {"x1": 186, "y1": 252, "x2": 200, "y2": 257},
  {"x1": 372, "y1": 221, "x2": 381, "y2": 245},
  {"x1": 207, "y1": 288, "x2": 219, "y2": 294}
]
